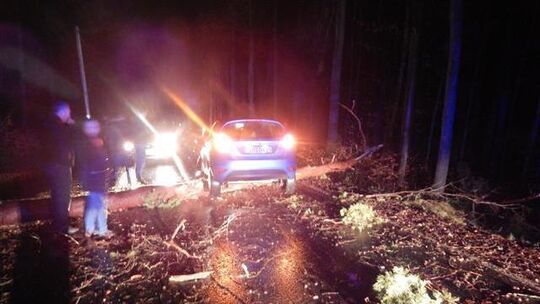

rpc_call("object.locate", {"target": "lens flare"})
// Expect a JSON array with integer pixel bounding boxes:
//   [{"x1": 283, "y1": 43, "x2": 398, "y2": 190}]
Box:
[{"x1": 162, "y1": 87, "x2": 213, "y2": 135}]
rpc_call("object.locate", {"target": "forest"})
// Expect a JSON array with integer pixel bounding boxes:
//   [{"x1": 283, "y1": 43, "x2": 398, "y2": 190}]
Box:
[{"x1": 1, "y1": 0, "x2": 540, "y2": 303}]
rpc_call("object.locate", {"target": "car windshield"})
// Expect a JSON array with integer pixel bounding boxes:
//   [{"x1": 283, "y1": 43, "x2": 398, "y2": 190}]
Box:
[{"x1": 222, "y1": 121, "x2": 285, "y2": 140}]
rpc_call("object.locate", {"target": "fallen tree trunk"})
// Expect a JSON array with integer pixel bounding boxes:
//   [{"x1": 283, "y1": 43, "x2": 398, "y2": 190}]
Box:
[
  {"x1": 0, "y1": 185, "x2": 184, "y2": 226},
  {"x1": 0, "y1": 149, "x2": 384, "y2": 226},
  {"x1": 296, "y1": 144, "x2": 383, "y2": 180}
]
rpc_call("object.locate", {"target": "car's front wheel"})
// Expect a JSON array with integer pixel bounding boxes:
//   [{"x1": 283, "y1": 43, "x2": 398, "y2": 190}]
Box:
[
  {"x1": 207, "y1": 172, "x2": 221, "y2": 197},
  {"x1": 283, "y1": 178, "x2": 296, "y2": 195},
  {"x1": 209, "y1": 179, "x2": 221, "y2": 196},
  {"x1": 202, "y1": 178, "x2": 209, "y2": 191}
]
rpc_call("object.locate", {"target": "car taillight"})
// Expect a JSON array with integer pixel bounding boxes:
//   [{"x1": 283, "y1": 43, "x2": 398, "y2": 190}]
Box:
[
  {"x1": 213, "y1": 133, "x2": 235, "y2": 154},
  {"x1": 280, "y1": 133, "x2": 295, "y2": 150}
]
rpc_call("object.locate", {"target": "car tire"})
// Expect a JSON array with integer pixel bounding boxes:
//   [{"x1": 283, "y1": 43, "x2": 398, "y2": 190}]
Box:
[
  {"x1": 284, "y1": 178, "x2": 296, "y2": 195},
  {"x1": 210, "y1": 180, "x2": 221, "y2": 197},
  {"x1": 202, "y1": 178, "x2": 209, "y2": 191},
  {"x1": 208, "y1": 173, "x2": 221, "y2": 197}
]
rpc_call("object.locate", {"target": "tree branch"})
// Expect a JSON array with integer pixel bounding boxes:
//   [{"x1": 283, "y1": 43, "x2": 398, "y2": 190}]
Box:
[{"x1": 340, "y1": 101, "x2": 367, "y2": 151}]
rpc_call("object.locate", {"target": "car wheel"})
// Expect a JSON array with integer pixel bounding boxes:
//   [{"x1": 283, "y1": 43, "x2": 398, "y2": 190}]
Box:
[
  {"x1": 202, "y1": 178, "x2": 209, "y2": 191},
  {"x1": 208, "y1": 173, "x2": 221, "y2": 196},
  {"x1": 210, "y1": 180, "x2": 221, "y2": 196},
  {"x1": 284, "y1": 178, "x2": 296, "y2": 194}
]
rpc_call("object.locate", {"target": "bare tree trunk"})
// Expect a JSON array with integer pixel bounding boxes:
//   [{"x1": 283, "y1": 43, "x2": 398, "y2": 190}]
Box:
[
  {"x1": 229, "y1": 27, "x2": 236, "y2": 118},
  {"x1": 459, "y1": 23, "x2": 486, "y2": 161},
  {"x1": 248, "y1": 0, "x2": 255, "y2": 117},
  {"x1": 345, "y1": 0, "x2": 358, "y2": 107},
  {"x1": 17, "y1": 27, "x2": 27, "y2": 127},
  {"x1": 398, "y1": 29, "x2": 418, "y2": 183},
  {"x1": 426, "y1": 80, "x2": 443, "y2": 163},
  {"x1": 386, "y1": 6, "x2": 410, "y2": 145},
  {"x1": 327, "y1": 0, "x2": 346, "y2": 145},
  {"x1": 459, "y1": 85, "x2": 473, "y2": 160},
  {"x1": 433, "y1": 0, "x2": 463, "y2": 190},
  {"x1": 272, "y1": 0, "x2": 278, "y2": 118}
]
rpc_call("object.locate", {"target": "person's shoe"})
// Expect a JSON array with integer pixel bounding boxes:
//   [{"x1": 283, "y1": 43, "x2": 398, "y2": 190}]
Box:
[
  {"x1": 67, "y1": 226, "x2": 79, "y2": 235},
  {"x1": 96, "y1": 230, "x2": 114, "y2": 240}
]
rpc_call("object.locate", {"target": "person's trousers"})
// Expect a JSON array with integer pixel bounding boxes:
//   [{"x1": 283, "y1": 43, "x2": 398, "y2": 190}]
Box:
[
  {"x1": 46, "y1": 164, "x2": 72, "y2": 234},
  {"x1": 135, "y1": 144, "x2": 145, "y2": 181},
  {"x1": 84, "y1": 192, "x2": 108, "y2": 235}
]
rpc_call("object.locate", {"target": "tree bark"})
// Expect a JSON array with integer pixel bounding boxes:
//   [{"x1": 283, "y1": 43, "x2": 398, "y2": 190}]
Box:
[
  {"x1": 326, "y1": 0, "x2": 346, "y2": 145},
  {"x1": 459, "y1": 23, "x2": 486, "y2": 161},
  {"x1": 426, "y1": 81, "x2": 443, "y2": 163},
  {"x1": 272, "y1": 0, "x2": 278, "y2": 118},
  {"x1": 398, "y1": 29, "x2": 418, "y2": 183},
  {"x1": 386, "y1": 6, "x2": 410, "y2": 146},
  {"x1": 229, "y1": 28, "x2": 236, "y2": 118},
  {"x1": 248, "y1": 0, "x2": 255, "y2": 117},
  {"x1": 433, "y1": 0, "x2": 463, "y2": 190}
]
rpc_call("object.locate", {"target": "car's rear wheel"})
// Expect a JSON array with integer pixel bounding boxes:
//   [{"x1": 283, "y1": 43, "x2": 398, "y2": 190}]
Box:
[{"x1": 284, "y1": 178, "x2": 296, "y2": 194}]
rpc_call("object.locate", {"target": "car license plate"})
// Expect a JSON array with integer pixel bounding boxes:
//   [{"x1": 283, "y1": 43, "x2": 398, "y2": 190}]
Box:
[{"x1": 245, "y1": 144, "x2": 272, "y2": 154}]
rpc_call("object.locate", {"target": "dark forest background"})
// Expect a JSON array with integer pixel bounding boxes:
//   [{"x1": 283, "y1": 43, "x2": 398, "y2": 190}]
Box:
[{"x1": 0, "y1": 0, "x2": 539, "y2": 193}]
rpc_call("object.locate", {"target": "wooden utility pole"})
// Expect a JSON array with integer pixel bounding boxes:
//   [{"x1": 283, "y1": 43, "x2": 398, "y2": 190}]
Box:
[{"x1": 75, "y1": 26, "x2": 91, "y2": 119}]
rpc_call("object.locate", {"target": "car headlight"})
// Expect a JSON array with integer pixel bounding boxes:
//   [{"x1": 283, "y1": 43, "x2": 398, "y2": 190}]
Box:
[
  {"x1": 123, "y1": 141, "x2": 135, "y2": 152},
  {"x1": 213, "y1": 133, "x2": 235, "y2": 154},
  {"x1": 153, "y1": 132, "x2": 177, "y2": 158}
]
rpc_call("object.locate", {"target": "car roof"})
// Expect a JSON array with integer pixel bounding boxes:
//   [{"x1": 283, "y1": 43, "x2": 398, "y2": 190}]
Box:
[{"x1": 222, "y1": 119, "x2": 285, "y2": 128}]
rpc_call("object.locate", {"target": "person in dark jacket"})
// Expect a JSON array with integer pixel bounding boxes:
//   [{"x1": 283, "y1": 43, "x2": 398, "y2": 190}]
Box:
[
  {"x1": 43, "y1": 101, "x2": 77, "y2": 234},
  {"x1": 79, "y1": 119, "x2": 112, "y2": 238}
]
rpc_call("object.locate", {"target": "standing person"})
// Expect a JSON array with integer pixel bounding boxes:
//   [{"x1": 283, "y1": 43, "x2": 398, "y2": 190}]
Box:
[
  {"x1": 78, "y1": 119, "x2": 113, "y2": 238},
  {"x1": 43, "y1": 101, "x2": 78, "y2": 235}
]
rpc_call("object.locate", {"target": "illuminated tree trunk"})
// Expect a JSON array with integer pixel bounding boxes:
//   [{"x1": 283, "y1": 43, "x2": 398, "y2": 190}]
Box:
[
  {"x1": 398, "y1": 29, "x2": 417, "y2": 183},
  {"x1": 327, "y1": 0, "x2": 346, "y2": 145},
  {"x1": 387, "y1": 7, "x2": 409, "y2": 146},
  {"x1": 272, "y1": 0, "x2": 278, "y2": 118},
  {"x1": 229, "y1": 28, "x2": 236, "y2": 117},
  {"x1": 433, "y1": 0, "x2": 463, "y2": 190},
  {"x1": 426, "y1": 82, "x2": 443, "y2": 163},
  {"x1": 17, "y1": 27, "x2": 28, "y2": 126},
  {"x1": 248, "y1": 0, "x2": 255, "y2": 117}
]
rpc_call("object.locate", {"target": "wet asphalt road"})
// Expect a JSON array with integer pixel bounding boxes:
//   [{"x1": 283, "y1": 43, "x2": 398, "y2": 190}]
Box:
[{"x1": 187, "y1": 186, "x2": 379, "y2": 303}]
